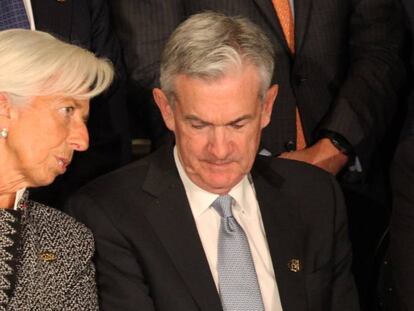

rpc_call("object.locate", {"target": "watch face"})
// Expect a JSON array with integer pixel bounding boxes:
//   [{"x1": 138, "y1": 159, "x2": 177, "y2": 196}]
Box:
[
  {"x1": 330, "y1": 137, "x2": 349, "y2": 155},
  {"x1": 320, "y1": 130, "x2": 353, "y2": 157}
]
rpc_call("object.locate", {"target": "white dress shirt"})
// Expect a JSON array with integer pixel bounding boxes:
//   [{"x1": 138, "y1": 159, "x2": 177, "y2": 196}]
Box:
[
  {"x1": 289, "y1": 0, "x2": 295, "y2": 17},
  {"x1": 174, "y1": 147, "x2": 283, "y2": 311},
  {"x1": 22, "y1": 0, "x2": 36, "y2": 30},
  {"x1": 13, "y1": 188, "x2": 26, "y2": 210}
]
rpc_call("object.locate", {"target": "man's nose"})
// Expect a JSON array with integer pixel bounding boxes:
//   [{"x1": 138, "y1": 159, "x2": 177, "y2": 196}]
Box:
[{"x1": 208, "y1": 126, "x2": 231, "y2": 159}]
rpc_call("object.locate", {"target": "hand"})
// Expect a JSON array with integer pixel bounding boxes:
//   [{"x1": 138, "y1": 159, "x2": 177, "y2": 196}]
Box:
[{"x1": 279, "y1": 138, "x2": 349, "y2": 175}]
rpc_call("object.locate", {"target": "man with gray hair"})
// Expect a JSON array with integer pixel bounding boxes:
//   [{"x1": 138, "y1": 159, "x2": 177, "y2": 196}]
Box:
[{"x1": 67, "y1": 12, "x2": 359, "y2": 311}]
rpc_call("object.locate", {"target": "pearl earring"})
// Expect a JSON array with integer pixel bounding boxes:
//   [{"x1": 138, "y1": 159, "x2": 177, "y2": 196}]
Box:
[{"x1": 0, "y1": 128, "x2": 8, "y2": 138}]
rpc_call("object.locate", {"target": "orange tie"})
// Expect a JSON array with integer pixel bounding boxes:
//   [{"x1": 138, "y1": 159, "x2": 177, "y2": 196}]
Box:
[{"x1": 272, "y1": 0, "x2": 306, "y2": 150}]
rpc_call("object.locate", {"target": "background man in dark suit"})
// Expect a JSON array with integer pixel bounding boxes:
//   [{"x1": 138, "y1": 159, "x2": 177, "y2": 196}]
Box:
[
  {"x1": 390, "y1": 109, "x2": 414, "y2": 311},
  {"x1": 67, "y1": 12, "x2": 359, "y2": 311},
  {"x1": 390, "y1": 1, "x2": 414, "y2": 309},
  {"x1": 110, "y1": 1, "x2": 405, "y2": 306},
  {"x1": 8, "y1": 0, "x2": 133, "y2": 208},
  {"x1": 111, "y1": 0, "x2": 403, "y2": 174}
]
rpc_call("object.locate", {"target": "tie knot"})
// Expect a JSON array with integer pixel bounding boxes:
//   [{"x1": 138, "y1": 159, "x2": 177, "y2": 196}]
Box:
[{"x1": 212, "y1": 195, "x2": 234, "y2": 218}]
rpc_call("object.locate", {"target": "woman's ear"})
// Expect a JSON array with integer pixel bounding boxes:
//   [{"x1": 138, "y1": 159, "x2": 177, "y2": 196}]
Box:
[{"x1": 0, "y1": 93, "x2": 11, "y2": 119}]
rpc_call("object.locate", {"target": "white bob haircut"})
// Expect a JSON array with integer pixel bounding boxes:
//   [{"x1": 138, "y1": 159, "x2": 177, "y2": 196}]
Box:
[
  {"x1": 0, "y1": 29, "x2": 114, "y2": 105},
  {"x1": 160, "y1": 11, "x2": 275, "y2": 103}
]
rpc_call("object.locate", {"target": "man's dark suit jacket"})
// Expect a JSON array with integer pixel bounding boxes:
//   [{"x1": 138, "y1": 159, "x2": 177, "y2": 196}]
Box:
[
  {"x1": 111, "y1": 0, "x2": 404, "y2": 173},
  {"x1": 66, "y1": 146, "x2": 359, "y2": 311},
  {"x1": 390, "y1": 132, "x2": 414, "y2": 311},
  {"x1": 29, "y1": 0, "x2": 131, "y2": 208},
  {"x1": 390, "y1": 0, "x2": 414, "y2": 302}
]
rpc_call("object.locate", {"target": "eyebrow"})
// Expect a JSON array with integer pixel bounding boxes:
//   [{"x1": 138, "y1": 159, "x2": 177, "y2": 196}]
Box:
[
  {"x1": 184, "y1": 114, "x2": 253, "y2": 126},
  {"x1": 226, "y1": 115, "x2": 253, "y2": 126}
]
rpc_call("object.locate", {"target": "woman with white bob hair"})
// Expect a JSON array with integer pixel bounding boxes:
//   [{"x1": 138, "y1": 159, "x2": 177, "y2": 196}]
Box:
[{"x1": 0, "y1": 29, "x2": 113, "y2": 310}]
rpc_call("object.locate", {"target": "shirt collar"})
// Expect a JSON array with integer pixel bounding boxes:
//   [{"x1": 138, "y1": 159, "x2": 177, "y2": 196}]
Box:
[
  {"x1": 14, "y1": 188, "x2": 26, "y2": 210},
  {"x1": 173, "y1": 146, "x2": 254, "y2": 218},
  {"x1": 228, "y1": 174, "x2": 255, "y2": 218}
]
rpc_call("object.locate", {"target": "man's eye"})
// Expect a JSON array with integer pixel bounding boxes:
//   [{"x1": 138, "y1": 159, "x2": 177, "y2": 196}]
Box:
[
  {"x1": 231, "y1": 123, "x2": 245, "y2": 129},
  {"x1": 191, "y1": 123, "x2": 206, "y2": 129}
]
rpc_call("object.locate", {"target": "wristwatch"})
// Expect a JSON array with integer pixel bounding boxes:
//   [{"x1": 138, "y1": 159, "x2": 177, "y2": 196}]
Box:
[{"x1": 319, "y1": 130, "x2": 354, "y2": 157}]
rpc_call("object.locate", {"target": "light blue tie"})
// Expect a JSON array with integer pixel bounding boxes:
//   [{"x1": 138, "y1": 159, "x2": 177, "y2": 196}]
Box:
[
  {"x1": 0, "y1": 0, "x2": 30, "y2": 31},
  {"x1": 212, "y1": 195, "x2": 265, "y2": 311}
]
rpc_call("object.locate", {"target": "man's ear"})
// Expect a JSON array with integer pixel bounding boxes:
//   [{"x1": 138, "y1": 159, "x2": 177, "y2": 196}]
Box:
[
  {"x1": 260, "y1": 84, "x2": 278, "y2": 129},
  {"x1": 153, "y1": 88, "x2": 175, "y2": 132}
]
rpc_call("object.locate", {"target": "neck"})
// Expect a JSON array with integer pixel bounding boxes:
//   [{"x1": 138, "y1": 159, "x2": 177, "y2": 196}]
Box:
[
  {"x1": 0, "y1": 193, "x2": 16, "y2": 209},
  {"x1": 0, "y1": 147, "x2": 28, "y2": 198}
]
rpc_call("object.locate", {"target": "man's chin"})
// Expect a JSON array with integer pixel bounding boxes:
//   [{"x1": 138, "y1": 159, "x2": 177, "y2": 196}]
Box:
[
  {"x1": 201, "y1": 176, "x2": 242, "y2": 194},
  {"x1": 204, "y1": 161, "x2": 233, "y2": 169}
]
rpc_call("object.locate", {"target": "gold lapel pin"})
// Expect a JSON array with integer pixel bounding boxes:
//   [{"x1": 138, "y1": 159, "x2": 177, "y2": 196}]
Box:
[
  {"x1": 288, "y1": 259, "x2": 301, "y2": 272},
  {"x1": 39, "y1": 251, "x2": 57, "y2": 262}
]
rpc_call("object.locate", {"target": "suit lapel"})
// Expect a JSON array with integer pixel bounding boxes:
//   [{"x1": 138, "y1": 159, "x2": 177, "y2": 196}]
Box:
[
  {"x1": 294, "y1": 0, "x2": 313, "y2": 55},
  {"x1": 252, "y1": 158, "x2": 307, "y2": 310},
  {"x1": 142, "y1": 148, "x2": 222, "y2": 311},
  {"x1": 253, "y1": 0, "x2": 291, "y2": 54},
  {"x1": 31, "y1": 0, "x2": 72, "y2": 40}
]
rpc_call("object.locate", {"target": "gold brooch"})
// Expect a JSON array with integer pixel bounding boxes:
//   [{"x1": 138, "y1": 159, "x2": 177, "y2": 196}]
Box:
[{"x1": 39, "y1": 251, "x2": 57, "y2": 262}]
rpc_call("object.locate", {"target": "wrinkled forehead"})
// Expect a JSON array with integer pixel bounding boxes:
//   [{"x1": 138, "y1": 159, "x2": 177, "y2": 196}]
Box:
[
  {"x1": 174, "y1": 65, "x2": 262, "y2": 102},
  {"x1": 170, "y1": 61, "x2": 264, "y2": 100},
  {"x1": 171, "y1": 73, "x2": 263, "y2": 127}
]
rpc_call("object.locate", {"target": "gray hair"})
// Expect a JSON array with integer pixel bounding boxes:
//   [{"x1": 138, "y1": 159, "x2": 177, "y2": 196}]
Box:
[
  {"x1": 0, "y1": 29, "x2": 114, "y2": 105},
  {"x1": 160, "y1": 12, "x2": 274, "y2": 103}
]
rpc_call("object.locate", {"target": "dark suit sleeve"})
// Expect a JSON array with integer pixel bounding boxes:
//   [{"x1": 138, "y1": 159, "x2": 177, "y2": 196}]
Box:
[
  {"x1": 390, "y1": 136, "x2": 414, "y2": 310},
  {"x1": 109, "y1": 0, "x2": 184, "y2": 145},
  {"x1": 329, "y1": 175, "x2": 361, "y2": 310},
  {"x1": 65, "y1": 194, "x2": 156, "y2": 311},
  {"x1": 109, "y1": 0, "x2": 184, "y2": 89},
  {"x1": 86, "y1": 0, "x2": 131, "y2": 164},
  {"x1": 319, "y1": 0, "x2": 405, "y2": 166}
]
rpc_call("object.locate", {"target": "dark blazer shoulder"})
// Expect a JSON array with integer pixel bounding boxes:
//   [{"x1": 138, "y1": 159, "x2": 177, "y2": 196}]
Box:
[
  {"x1": 76, "y1": 153, "x2": 153, "y2": 198},
  {"x1": 253, "y1": 155, "x2": 342, "y2": 226},
  {"x1": 254, "y1": 155, "x2": 337, "y2": 189},
  {"x1": 76, "y1": 145, "x2": 173, "y2": 197},
  {"x1": 65, "y1": 147, "x2": 169, "y2": 226}
]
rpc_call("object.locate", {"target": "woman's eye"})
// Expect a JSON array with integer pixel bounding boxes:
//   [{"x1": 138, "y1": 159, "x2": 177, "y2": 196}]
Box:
[{"x1": 60, "y1": 106, "x2": 75, "y2": 115}]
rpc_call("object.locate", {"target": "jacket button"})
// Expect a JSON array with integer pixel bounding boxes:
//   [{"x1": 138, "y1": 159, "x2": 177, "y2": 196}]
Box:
[
  {"x1": 294, "y1": 75, "x2": 307, "y2": 86},
  {"x1": 285, "y1": 140, "x2": 295, "y2": 151}
]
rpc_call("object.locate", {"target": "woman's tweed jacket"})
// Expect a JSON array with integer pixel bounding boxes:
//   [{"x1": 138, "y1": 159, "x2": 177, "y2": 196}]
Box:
[{"x1": 6, "y1": 193, "x2": 98, "y2": 310}]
